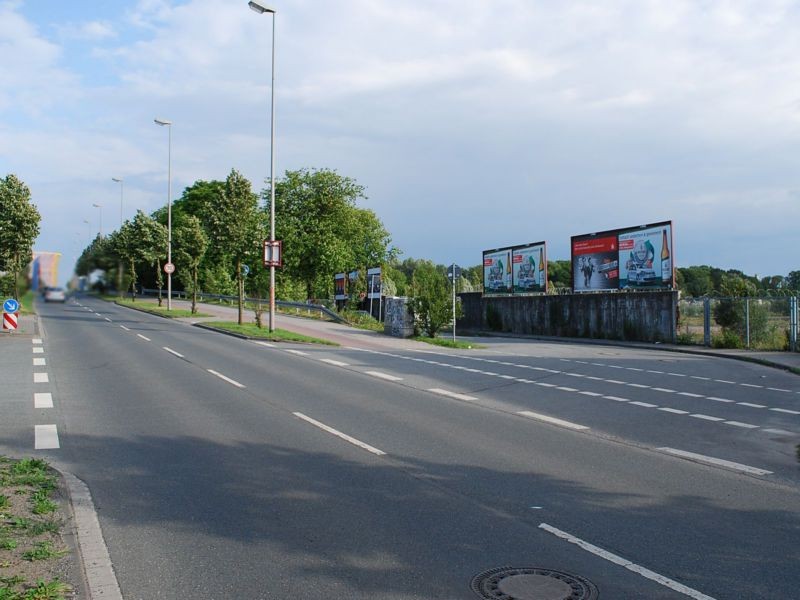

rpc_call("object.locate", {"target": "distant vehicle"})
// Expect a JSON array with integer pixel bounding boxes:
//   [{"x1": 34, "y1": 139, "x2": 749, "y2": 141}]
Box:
[
  {"x1": 626, "y1": 267, "x2": 656, "y2": 283},
  {"x1": 44, "y1": 287, "x2": 66, "y2": 302}
]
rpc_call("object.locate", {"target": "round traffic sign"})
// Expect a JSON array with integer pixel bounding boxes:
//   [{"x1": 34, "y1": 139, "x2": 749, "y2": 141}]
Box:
[
  {"x1": 163, "y1": 263, "x2": 175, "y2": 274},
  {"x1": 3, "y1": 298, "x2": 19, "y2": 313},
  {"x1": 242, "y1": 264, "x2": 250, "y2": 276}
]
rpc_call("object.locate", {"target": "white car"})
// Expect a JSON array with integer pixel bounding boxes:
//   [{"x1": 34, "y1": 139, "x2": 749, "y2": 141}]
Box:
[{"x1": 44, "y1": 287, "x2": 66, "y2": 302}]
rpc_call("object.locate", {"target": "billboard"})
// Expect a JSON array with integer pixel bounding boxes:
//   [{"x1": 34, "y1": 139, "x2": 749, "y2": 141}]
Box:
[
  {"x1": 334, "y1": 273, "x2": 347, "y2": 300},
  {"x1": 571, "y1": 221, "x2": 674, "y2": 293},
  {"x1": 367, "y1": 267, "x2": 382, "y2": 299},
  {"x1": 483, "y1": 248, "x2": 513, "y2": 295},
  {"x1": 512, "y1": 242, "x2": 547, "y2": 294}
]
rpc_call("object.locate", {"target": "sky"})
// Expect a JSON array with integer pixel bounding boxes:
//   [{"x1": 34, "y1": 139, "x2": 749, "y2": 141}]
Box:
[{"x1": 2, "y1": 0, "x2": 800, "y2": 285}]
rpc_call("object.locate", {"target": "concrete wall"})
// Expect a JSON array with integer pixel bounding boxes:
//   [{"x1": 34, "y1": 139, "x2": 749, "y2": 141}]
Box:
[{"x1": 458, "y1": 291, "x2": 678, "y2": 343}]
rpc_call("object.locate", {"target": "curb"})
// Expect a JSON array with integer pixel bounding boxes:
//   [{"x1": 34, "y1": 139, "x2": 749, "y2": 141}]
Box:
[{"x1": 192, "y1": 322, "x2": 338, "y2": 345}]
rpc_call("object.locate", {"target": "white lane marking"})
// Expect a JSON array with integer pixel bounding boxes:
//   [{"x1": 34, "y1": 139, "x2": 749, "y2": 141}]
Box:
[
  {"x1": 659, "y1": 407, "x2": 689, "y2": 414},
  {"x1": 603, "y1": 396, "x2": 630, "y2": 402},
  {"x1": 320, "y1": 358, "x2": 349, "y2": 367},
  {"x1": 608, "y1": 365, "x2": 624, "y2": 369},
  {"x1": 32, "y1": 347, "x2": 44, "y2": 354},
  {"x1": 627, "y1": 367, "x2": 644, "y2": 372},
  {"x1": 770, "y1": 407, "x2": 800, "y2": 415},
  {"x1": 737, "y1": 402, "x2": 765, "y2": 408},
  {"x1": 253, "y1": 341, "x2": 275, "y2": 347},
  {"x1": 627, "y1": 383, "x2": 650, "y2": 389},
  {"x1": 428, "y1": 388, "x2": 477, "y2": 401},
  {"x1": 34, "y1": 372, "x2": 49, "y2": 383},
  {"x1": 646, "y1": 370, "x2": 664, "y2": 374},
  {"x1": 653, "y1": 387, "x2": 675, "y2": 393},
  {"x1": 606, "y1": 379, "x2": 625, "y2": 384},
  {"x1": 678, "y1": 392, "x2": 703, "y2": 398},
  {"x1": 566, "y1": 373, "x2": 585, "y2": 378},
  {"x1": 207, "y1": 369, "x2": 246, "y2": 389},
  {"x1": 630, "y1": 401, "x2": 657, "y2": 408},
  {"x1": 285, "y1": 349, "x2": 309, "y2": 356},
  {"x1": 293, "y1": 412, "x2": 386, "y2": 456},
  {"x1": 767, "y1": 387, "x2": 791, "y2": 393},
  {"x1": 578, "y1": 391, "x2": 603, "y2": 397},
  {"x1": 517, "y1": 378, "x2": 534, "y2": 383},
  {"x1": 32, "y1": 338, "x2": 43, "y2": 344},
  {"x1": 163, "y1": 347, "x2": 184, "y2": 358},
  {"x1": 517, "y1": 411, "x2": 589, "y2": 431},
  {"x1": 690, "y1": 414, "x2": 725, "y2": 422},
  {"x1": 34, "y1": 425, "x2": 60, "y2": 450},
  {"x1": 538, "y1": 523, "x2": 717, "y2": 600},
  {"x1": 33, "y1": 358, "x2": 46, "y2": 366},
  {"x1": 104, "y1": 317, "x2": 112, "y2": 322},
  {"x1": 536, "y1": 382, "x2": 557, "y2": 388},
  {"x1": 740, "y1": 383, "x2": 763, "y2": 389},
  {"x1": 120, "y1": 325, "x2": 130, "y2": 331},
  {"x1": 585, "y1": 376, "x2": 604, "y2": 381},
  {"x1": 714, "y1": 379, "x2": 735, "y2": 384},
  {"x1": 657, "y1": 447, "x2": 772, "y2": 476},
  {"x1": 137, "y1": 334, "x2": 151, "y2": 342},
  {"x1": 707, "y1": 397, "x2": 734, "y2": 403},
  {"x1": 365, "y1": 371, "x2": 403, "y2": 382},
  {"x1": 724, "y1": 421, "x2": 759, "y2": 429},
  {"x1": 667, "y1": 372, "x2": 686, "y2": 377},
  {"x1": 34, "y1": 393, "x2": 53, "y2": 409},
  {"x1": 690, "y1": 376, "x2": 710, "y2": 381},
  {"x1": 556, "y1": 386, "x2": 578, "y2": 392},
  {"x1": 763, "y1": 428, "x2": 795, "y2": 435},
  {"x1": 591, "y1": 362, "x2": 605, "y2": 366},
  {"x1": 499, "y1": 374, "x2": 516, "y2": 380}
]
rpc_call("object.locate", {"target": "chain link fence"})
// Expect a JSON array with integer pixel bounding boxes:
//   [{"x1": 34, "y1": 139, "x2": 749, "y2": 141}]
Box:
[{"x1": 678, "y1": 296, "x2": 799, "y2": 351}]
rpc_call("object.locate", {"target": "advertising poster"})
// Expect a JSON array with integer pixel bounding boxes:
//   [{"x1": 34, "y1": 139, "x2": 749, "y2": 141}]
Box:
[
  {"x1": 512, "y1": 243, "x2": 547, "y2": 294},
  {"x1": 483, "y1": 248, "x2": 513, "y2": 295},
  {"x1": 367, "y1": 267, "x2": 382, "y2": 299},
  {"x1": 618, "y1": 223, "x2": 673, "y2": 290},
  {"x1": 571, "y1": 235, "x2": 619, "y2": 292},
  {"x1": 334, "y1": 273, "x2": 347, "y2": 300}
]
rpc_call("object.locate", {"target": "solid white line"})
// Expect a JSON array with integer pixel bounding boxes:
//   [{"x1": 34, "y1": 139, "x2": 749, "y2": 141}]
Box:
[
  {"x1": 32, "y1": 347, "x2": 44, "y2": 354},
  {"x1": 319, "y1": 358, "x2": 349, "y2": 367},
  {"x1": 630, "y1": 401, "x2": 657, "y2": 408},
  {"x1": 293, "y1": 412, "x2": 386, "y2": 456},
  {"x1": 163, "y1": 347, "x2": 184, "y2": 358},
  {"x1": 658, "y1": 407, "x2": 689, "y2": 414},
  {"x1": 538, "y1": 523, "x2": 717, "y2": 600},
  {"x1": 34, "y1": 392, "x2": 53, "y2": 409},
  {"x1": 724, "y1": 421, "x2": 759, "y2": 429},
  {"x1": 253, "y1": 341, "x2": 275, "y2": 347},
  {"x1": 137, "y1": 334, "x2": 151, "y2": 342},
  {"x1": 365, "y1": 370, "x2": 403, "y2": 382},
  {"x1": 207, "y1": 369, "x2": 246, "y2": 388},
  {"x1": 32, "y1": 338, "x2": 43, "y2": 344},
  {"x1": 690, "y1": 414, "x2": 725, "y2": 422},
  {"x1": 285, "y1": 349, "x2": 309, "y2": 356},
  {"x1": 33, "y1": 358, "x2": 46, "y2": 366},
  {"x1": 652, "y1": 387, "x2": 675, "y2": 393},
  {"x1": 517, "y1": 411, "x2": 589, "y2": 431},
  {"x1": 657, "y1": 447, "x2": 772, "y2": 476},
  {"x1": 770, "y1": 407, "x2": 800, "y2": 415},
  {"x1": 737, "y1": 402, "x2": 765, "y2": 408},
  {"x1": 120, "y1": 325, "x2": 130, "y2": 331},
  {"x1": 707, "y1": 397, "x2": 734, "y2": 403},
  {"x1": 34, "y1": 424, "x2": 59, "y2": 450},
  {"x1": 603, "y1": 395, "x2": 630, "y2": 402},
  {"x1": 678, "y1": 392, "x2": 704, "y2": 398},
  {"x1": 34, "y1": 372, "x2": 49, "y2": 383},
  {"x1": 428, "y1": 388, "x2": 477, "y2": 401}
]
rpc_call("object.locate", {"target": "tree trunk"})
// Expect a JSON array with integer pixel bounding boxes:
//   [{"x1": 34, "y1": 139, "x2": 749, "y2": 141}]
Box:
[
  {"x1": 191, "y1": 266, "x2": 198, "y2": 315},
  {"x1": 237, "y1": 259, "x2": 244, "y2": 325},
  {"x1": 156, "y1": 259, "x2": 163, "y2": 307},
  {"x1": 117, "y1": 260, "x2": 124, "y2": 297},
  {"x1": 13, "y1": 253, "x2": 19, "y2": 302},
  {"x1": 129, "y1": 258, "x2": 137, "y2": 301}
]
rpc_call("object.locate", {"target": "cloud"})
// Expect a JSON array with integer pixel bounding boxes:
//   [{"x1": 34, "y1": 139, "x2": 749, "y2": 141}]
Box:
[{"x1": 58, "y1": 20, "x2": 116, "y2": 41}]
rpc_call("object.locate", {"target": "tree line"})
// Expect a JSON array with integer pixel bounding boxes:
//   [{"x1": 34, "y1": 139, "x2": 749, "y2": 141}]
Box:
[{"x1": 0, "y1": 174, "x2": 41, "y2": 300}]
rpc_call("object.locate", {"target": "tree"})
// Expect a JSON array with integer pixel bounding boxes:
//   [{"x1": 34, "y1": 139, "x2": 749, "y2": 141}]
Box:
[
  {"x1": 409, "y1": 261, "x2": 452, "y2": 338},
  {"x1": 0, "y1": 174, "x2": 41, "y2": 299},
  {"x1": 112, "y1": 211, "x2": 167, "y2": 301},
  {"x1": 173, "y1": 215, "x2": 208, "y2": 314},
  {"x1": 206, "y1": 169, "x2": 263, "y2": 325}
]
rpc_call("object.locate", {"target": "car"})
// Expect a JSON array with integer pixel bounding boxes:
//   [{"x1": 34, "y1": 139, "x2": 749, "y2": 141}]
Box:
[{"x1": 44, "y1": 287, "x2": 66, "y2": 302}]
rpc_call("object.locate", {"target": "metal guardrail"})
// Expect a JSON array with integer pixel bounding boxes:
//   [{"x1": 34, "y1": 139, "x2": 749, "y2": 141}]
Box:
[{"x1": 139, "y1": 288, "x2": 347, "y2": 324}]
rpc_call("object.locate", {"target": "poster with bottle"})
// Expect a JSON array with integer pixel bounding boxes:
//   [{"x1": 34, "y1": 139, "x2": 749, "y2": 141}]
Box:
[
  {"x1": 512, "y1": 242, "x2": 547, "y2": 294},
  {"x1": 571, "y1": 235, "x2": 619, "y2": 292},
  {"x1": 483, "y1": 248, "x2": 513, "y2": 295},
  {"x1": 618, "y1": 223, "x2": 673, "y2": 289}
]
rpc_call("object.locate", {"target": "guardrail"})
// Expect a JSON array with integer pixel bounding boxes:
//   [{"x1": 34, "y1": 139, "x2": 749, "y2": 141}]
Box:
[{"x1": 139, "y1": 288, "x2": 347, "y2": 324}]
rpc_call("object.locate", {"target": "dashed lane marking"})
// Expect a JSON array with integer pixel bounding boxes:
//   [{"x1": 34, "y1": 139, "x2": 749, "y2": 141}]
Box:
[
  {"x1": 33, "y1": 358, "x2": 46, "y2": 366},
  {"x1": 320, "y1": 358, "x2": 349, "y2": 367},
  {"x1": 33, "y1": 372, "x2": 49, "y2": 384},
  {"x1": 32, "y1": 338, "x2": 42, "y2": 344},
  {"x1": 657, "y1": 447, "x2": 772, "y2": 476},
  {"x1": 137, "y1": 334, "x2": 151, "y2": 342},
  {"x1": 690, "y1": 414, "x2": 725, "y2": 422},
  {"x1": 163, "y1": 347, "x2": 184, "y2": 359},
  {"x1": 770, "y1": 408, "x2": 800, "y2": 415},
  {"x1": 630, "y1": 401, "x2": 658, "y2": 408},
  {"x1": 293, "y1": 412, "x2": 386, "y2": 456},
  {"x1": 603, "y1": 396, "x2": 630, "y2": 402},
  {"x1": 207, "y1": 369, "x2": 246, "y2": 388},
  {"x1": 658, "y1": 407, "x2": 689, "y2": 414},
  {"x1": 285, "y1": 349, "x2": 309, "y2": 356},
  {"x1": 724, "y1": 421, "x2": 759, "y2": 429},
  {"x1": 707, "y1": 397, "x2": 734, "y2": 403},
  {"x1": 428, "y1": 388, "x2": 477, "y2": 401},
  {"x1": 32, "y1": 347, "x2": 44, "y2": 354},
  {"x1": 34, "y1": 425, "x2": 59, "y2": 450},
  {"x1": 365, "y1": 370, "x2": 403, "y2": 382},
  {"x1": 104, "y1": 317, "x2": 112, "y2": 322},
  {"x1": 737, "y1": 402, "x2": 766, "y2": 408},
  {"x1": 120, "y1": 325, "x2": 130, "y2": 331},
  {"x1": 253, "y1": 341, "x2": 275, "y2": 348},
  {"x1": 518, "y1": 411, "x2": 589, "y2": 431},
  {"x1": 34, "y1": 393, "x2": 53, "y2": 409}
]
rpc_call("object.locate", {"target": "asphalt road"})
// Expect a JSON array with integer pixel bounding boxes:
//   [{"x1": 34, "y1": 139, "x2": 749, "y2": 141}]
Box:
[{"x1": 2, "y1": 294, "x2": 799, "y2": 599}]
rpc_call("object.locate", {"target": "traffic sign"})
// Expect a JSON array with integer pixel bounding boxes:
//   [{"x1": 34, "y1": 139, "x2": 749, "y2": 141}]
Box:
[
  {"x1": 263, "y1": 240, "x2": 283, "y2": 268},
  {"x1": 164, "y1": 262, "x2": 175, "y2": 274},
  {"x1": 3, "y1": 312, "x2": 18, "y2": 331},
  {"x1": 242, "y1": 264, "x2": 250, "y2": 276},
  {"x1": 3, "y1": 298, "x2": 19, "y2": 313},
  {"x1": 447, "y1": 264, "x2": 462, "y2": 281}
]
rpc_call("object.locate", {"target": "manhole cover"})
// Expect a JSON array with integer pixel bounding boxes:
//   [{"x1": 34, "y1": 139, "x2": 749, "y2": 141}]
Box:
[{"x1": 471, "y1": 567, "x2": 598, "y2": 600}]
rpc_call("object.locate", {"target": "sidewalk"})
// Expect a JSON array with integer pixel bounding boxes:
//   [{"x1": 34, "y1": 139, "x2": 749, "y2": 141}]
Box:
[{"x1": 0, "y1": 313, "x2": 37, "y2": 338}]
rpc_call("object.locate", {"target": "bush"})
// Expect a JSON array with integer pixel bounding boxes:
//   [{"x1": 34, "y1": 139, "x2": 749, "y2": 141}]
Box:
[
  {"x1": 486, "y1": 304, "x2": 503, "y2": 331},
  {"x1": 712, "y1": 329, "x2": 744, "y2": 349}
]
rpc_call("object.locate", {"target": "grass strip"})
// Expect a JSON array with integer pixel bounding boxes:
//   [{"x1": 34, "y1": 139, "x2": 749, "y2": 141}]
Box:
[
  {"x1": 411, "y1": 336, "x2": 484, "y2": 349},
  {"x1": 113, "y1": 299, "x2": 209, "y2": 318},
  {"x1": 203, "y1": 321, "x2": 338, "y2": 346},
  {"x1": 18, "y1": 291, "x2": 36, "y2": 316}
]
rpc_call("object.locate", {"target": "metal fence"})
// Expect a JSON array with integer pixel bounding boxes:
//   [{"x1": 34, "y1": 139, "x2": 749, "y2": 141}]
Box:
[{"x1": 678, "y1": 296, "x2": 798, "y2": 351}]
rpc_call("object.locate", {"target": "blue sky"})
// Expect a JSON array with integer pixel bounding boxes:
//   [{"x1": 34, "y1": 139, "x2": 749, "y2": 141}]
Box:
[{"x1": 2, "y1": 0, "x2": 800, "y2": 285}]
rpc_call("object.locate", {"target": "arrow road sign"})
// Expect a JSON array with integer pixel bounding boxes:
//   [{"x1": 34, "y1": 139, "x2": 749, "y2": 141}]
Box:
[{"x1": 3, "y1": 299, "x2": 19, "y2": 313}]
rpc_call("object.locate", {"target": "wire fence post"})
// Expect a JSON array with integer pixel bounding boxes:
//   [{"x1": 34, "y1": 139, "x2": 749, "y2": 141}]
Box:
[
  {"x1": 703, "y1": 297, "x2": 711, "y2": 347},
  {"x1": 791, "y1": 296, "x2": 798, "y2": 352},
  {"x1": 745, "y1": 298, "x2": 750, "y2": 349}
]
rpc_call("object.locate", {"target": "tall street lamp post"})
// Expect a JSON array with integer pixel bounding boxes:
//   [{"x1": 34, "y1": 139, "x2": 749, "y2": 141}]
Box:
[
  {"x1": 248, "y1": 0, "x2": 277, "y2": 332},
  {"x1": 92, "y1": 203, "x2": 103, "y2": 237},
  {"x1": 154, "y1": 118, "x2": 173, "y2": 311},
  {"x1": 112, "y1": 177, "x2": 124, "y2": 227}
]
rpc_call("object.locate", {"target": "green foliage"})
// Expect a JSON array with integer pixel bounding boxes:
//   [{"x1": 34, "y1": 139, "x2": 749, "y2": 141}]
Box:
[
  {"x1": 22, "y1": 542, "x2": 65, "y2": 562},
  {"x1": 409, "y1": 261, "x2": 452, "y2": 337},
  {"x1": 0, "y1": 174, "x2": 41, "y2": 299},
  {"x1": 111, "y1": 211, "x2": 167, "y2": 298},
  {"x1": 173, "y1": 215, "x2": 209, "y2": 314},
  {"x1": 22, "y1": 580, "x2": 71, "y2": 600},
  {"x1": 547, "y1": 260, "x2": 571, "y2": 290}
]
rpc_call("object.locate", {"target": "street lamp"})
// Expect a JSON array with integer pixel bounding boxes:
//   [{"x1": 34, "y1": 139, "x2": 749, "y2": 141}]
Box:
[
  {"x1": 112, "y1": 177, "x2": 123, "y2": 227},
  {"x1": 154, "y1": 118, "x2": 173, "y2": 311},
  {"x1": 92, "y1": 203, "x2": 103, "y2": 237},
  {"x1": 83, "y1": 219, "x2": 91, "y2": 240},
  {"x1": 248, "y1": 0, "x2": 277, "y2": 332}
]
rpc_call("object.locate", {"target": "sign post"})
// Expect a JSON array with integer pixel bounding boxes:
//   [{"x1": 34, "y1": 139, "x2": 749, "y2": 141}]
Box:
[
  {"x1": 447, "y1": 265, "x2": 461, "y2": 342},
  {"x1": 3, "y1": 299, "x2": 19, "y2": 332}
]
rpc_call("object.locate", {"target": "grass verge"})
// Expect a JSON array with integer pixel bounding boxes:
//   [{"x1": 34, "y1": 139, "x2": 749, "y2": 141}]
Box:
[
  {"x1": 411, "y1": 336, "x2": 484, "y2": 349},
  {"x1": 0, "y1": 457, "x2": 73, "y2": 600},
  {"x1": 113, "y1": 298, "x2": 209, "y2": 318},
  {"x1": 18, "y1": 291, "x2": 36, "y2": 316},
  {"x1": 203, "y1": 321, "x2": 338, "y2": 346}
]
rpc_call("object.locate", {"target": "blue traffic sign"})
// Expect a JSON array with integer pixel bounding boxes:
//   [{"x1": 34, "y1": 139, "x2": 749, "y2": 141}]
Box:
[
  {"x1": 242, "y1": 264, "x2": 250, "y2": 276},
  {"x1": 3, "y1": 298, "x2": 19, "y2": 313}
]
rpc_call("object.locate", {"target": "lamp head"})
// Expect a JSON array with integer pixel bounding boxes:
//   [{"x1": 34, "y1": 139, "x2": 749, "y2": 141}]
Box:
[
  {"x1": 248, "y1": 1, "x2": 275, "y2": 14},
  {"x1": 154, "y1": 118, "x2": 172, "y2": 126},
  {"x1": 112, "y1": 177, "x2": 122, "y2": 183}
]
